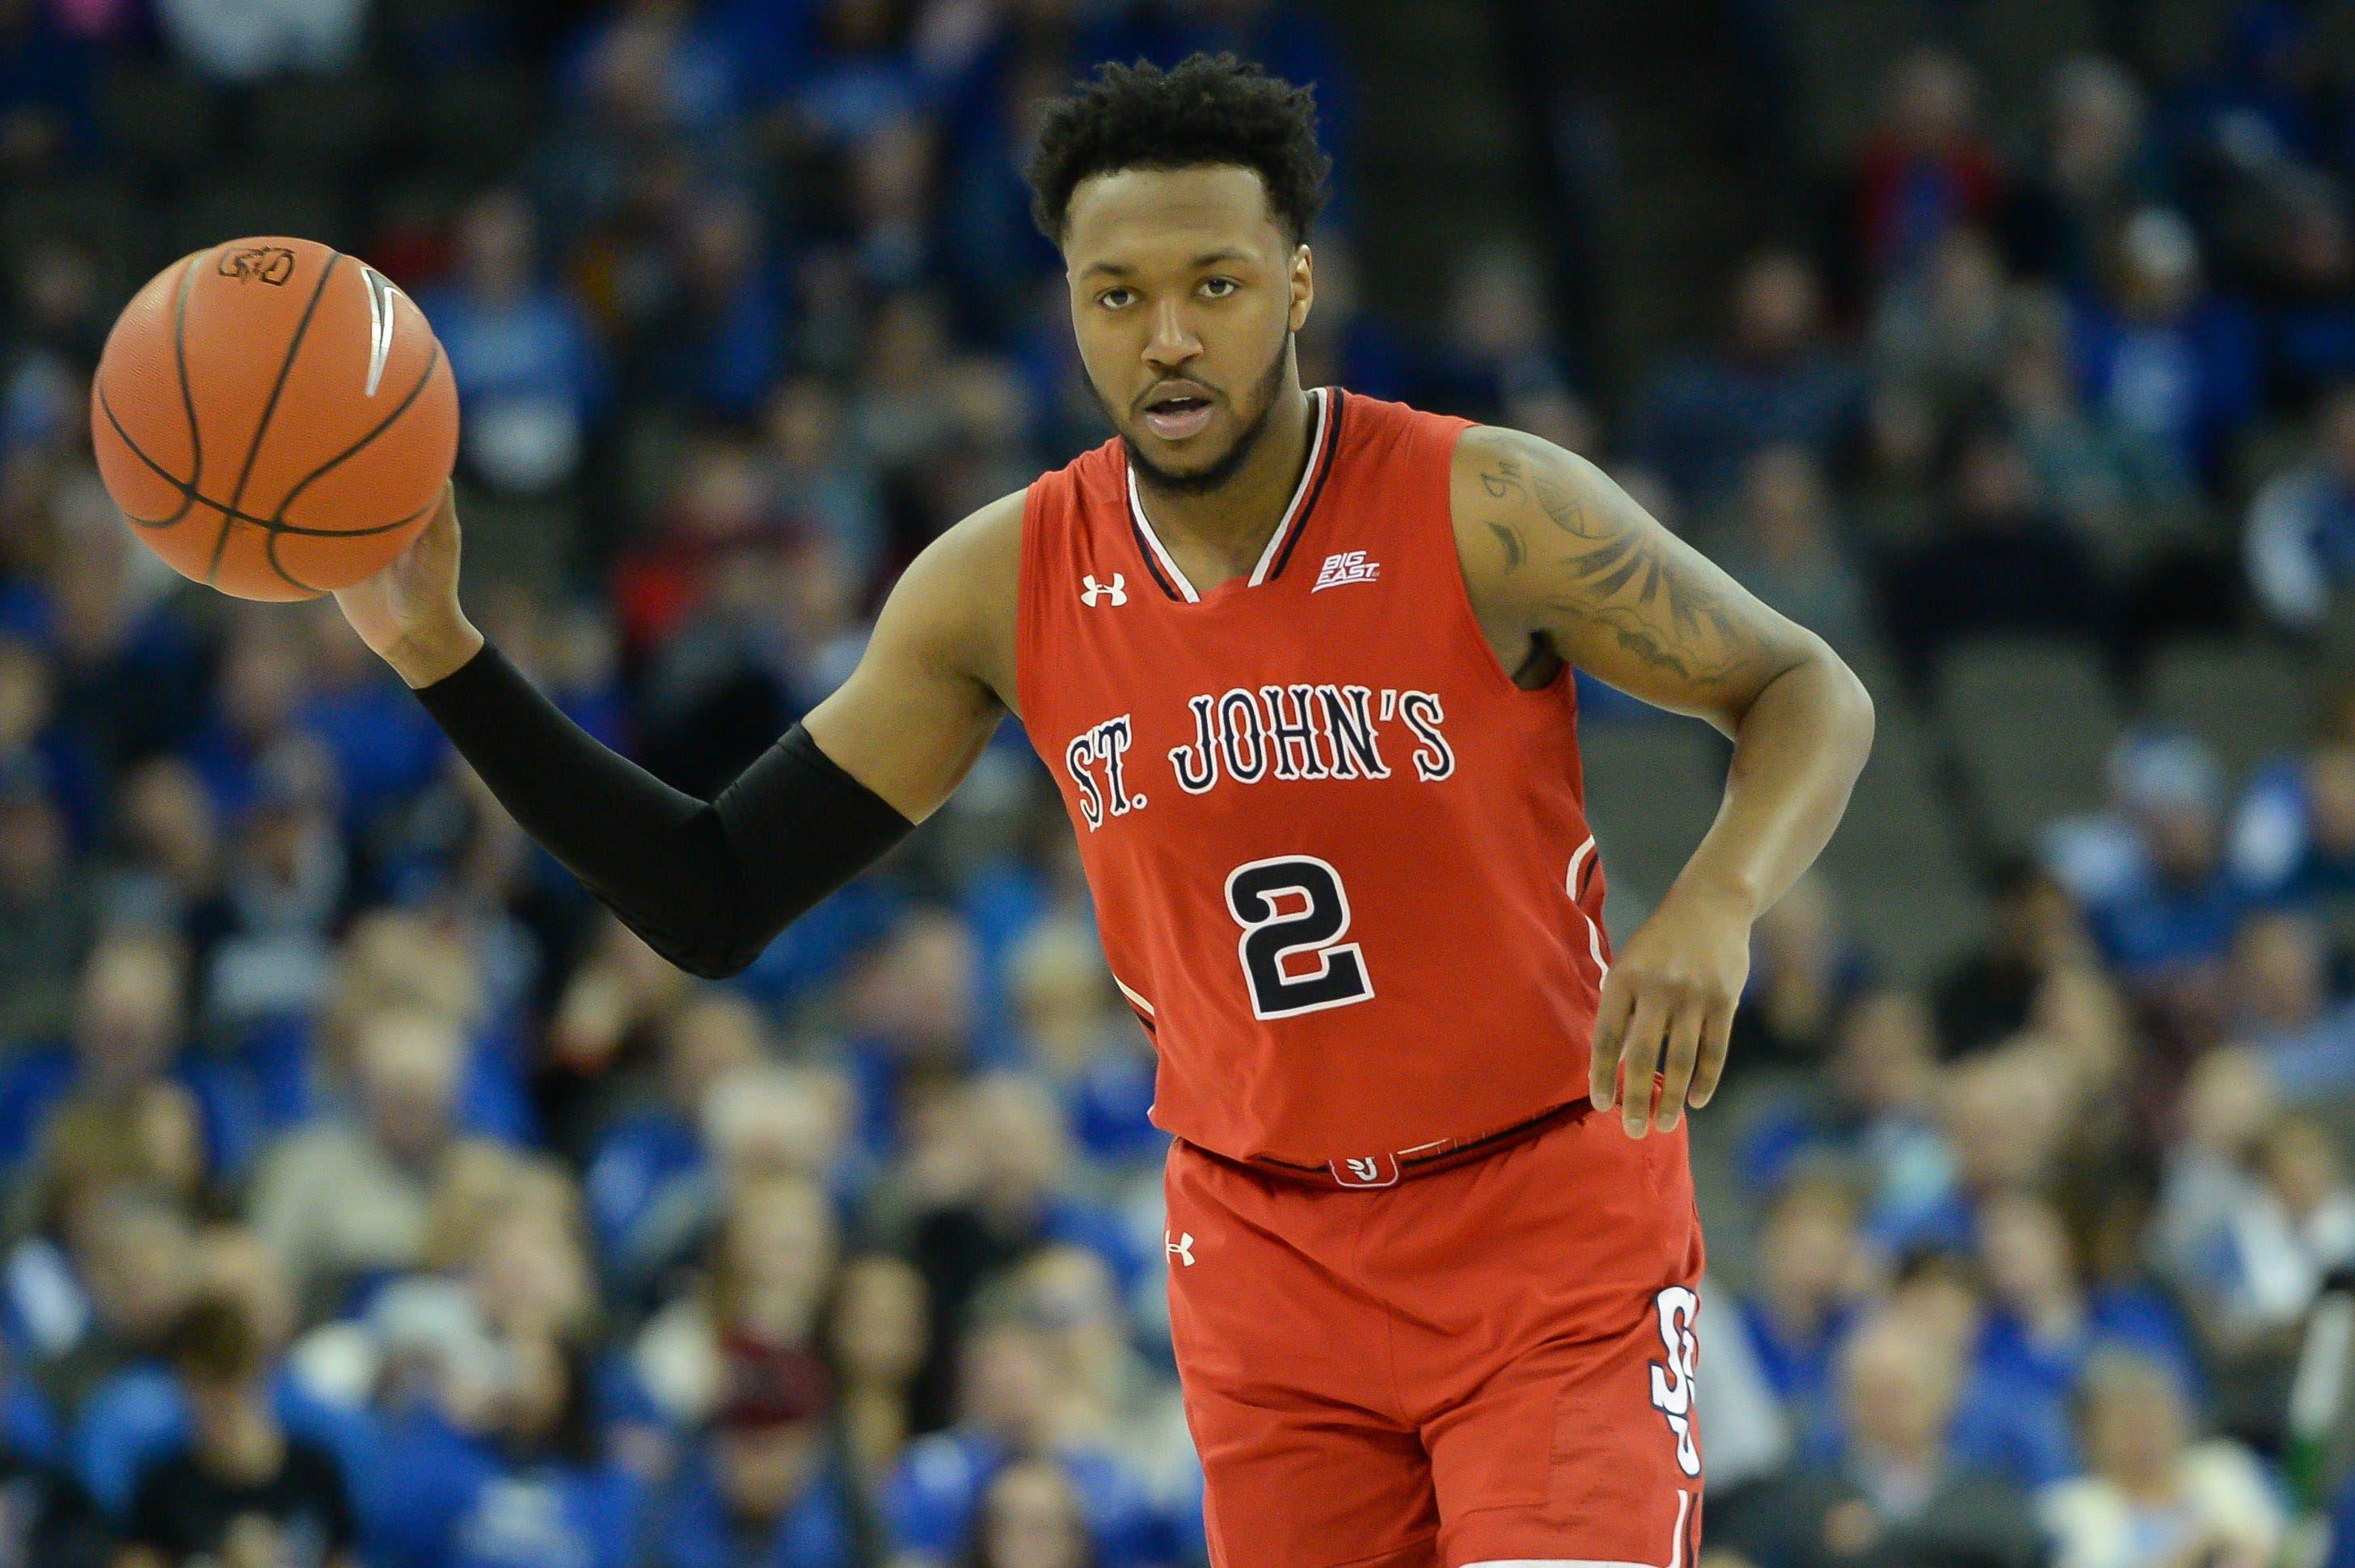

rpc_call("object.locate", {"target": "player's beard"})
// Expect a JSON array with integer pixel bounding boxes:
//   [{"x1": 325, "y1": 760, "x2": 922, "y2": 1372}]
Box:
[{"x1": 1113, "y1": 331, "x2": 1296, "y2": 498}]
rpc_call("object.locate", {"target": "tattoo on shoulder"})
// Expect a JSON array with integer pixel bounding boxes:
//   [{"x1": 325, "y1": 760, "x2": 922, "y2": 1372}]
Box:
[
  {"x1": 1485, "y1": 520, "x2": 1526, "y2": 571},
  {"x1": 1479, "y1": 456, "x2": 1527, "y2": 501},
  {"x1": 1502, "y1": 438, "x2": 1770, "y2": 686}
]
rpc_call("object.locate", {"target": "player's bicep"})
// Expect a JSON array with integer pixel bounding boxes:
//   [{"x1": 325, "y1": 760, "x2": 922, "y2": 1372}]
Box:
[
  {"x1": 1479, "y1": 433, "x2": 1811, "y2": 728},
  {"x1": 802, "y1": 508, "x2": 1015, "y2": 822}
]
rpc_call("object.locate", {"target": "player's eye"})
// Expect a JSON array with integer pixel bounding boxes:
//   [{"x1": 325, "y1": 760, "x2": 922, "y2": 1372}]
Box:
[
  {"x1": 1098, "y1": 288, "x2": 1137, "y2": 310},
  {"x1": 1201, "y1": 277, "x2": 1239, "y2": 299}
]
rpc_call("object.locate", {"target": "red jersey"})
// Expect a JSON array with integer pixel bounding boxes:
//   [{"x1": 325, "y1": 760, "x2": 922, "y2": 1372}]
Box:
[{"x1": 1016, "y1": 390, "x2": 1613, "y2": 1183}]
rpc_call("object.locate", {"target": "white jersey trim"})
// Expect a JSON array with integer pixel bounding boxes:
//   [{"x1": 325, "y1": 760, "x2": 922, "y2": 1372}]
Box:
[
  {"x1": 1125, "y1": 386, "x2": 1331, "y2": 603},
  {"x1": 1566, "y1": 834, "x2": 1610, "y2": 980}
]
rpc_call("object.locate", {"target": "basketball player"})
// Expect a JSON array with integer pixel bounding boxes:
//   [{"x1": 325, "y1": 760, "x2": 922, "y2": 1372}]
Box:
[{"x1": 336, "y1": 55, "x2": 1873, "y2": 1568}]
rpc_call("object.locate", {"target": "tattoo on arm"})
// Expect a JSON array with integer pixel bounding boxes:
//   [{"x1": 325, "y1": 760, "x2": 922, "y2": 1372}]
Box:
[
  {"x1": 1479, "y1": 457, "x2": 1526, "y2": 500},
  {"x1": 1505, "y1": 440, "x2": 1770, "y2": 688},
  {"x1": 1485, "y1": 520, "x2": 1526, "y2": 571}
]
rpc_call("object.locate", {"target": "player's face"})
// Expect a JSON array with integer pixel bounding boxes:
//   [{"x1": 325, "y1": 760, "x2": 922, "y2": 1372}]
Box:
[{"x1": 1062, "y1": 165, "x2": 1313, "y2": 492}]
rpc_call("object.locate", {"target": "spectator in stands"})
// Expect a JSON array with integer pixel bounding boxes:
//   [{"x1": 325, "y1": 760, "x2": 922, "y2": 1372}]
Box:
[
  {"x1": 1880, "y1": 429, "x2": 2104, "y2": 678},
  {"x1": 247, "y1": 1010, "x2": 470, "y2": 1312},
  {"x1": 0, "y1": 1420, "x2": 105, "y2": 1567},
  {"x1": 199, "y1": 739, "x2": 348, "y2": 1031},
  {"x1": 1706, "y1": 445, "x2": 1872, "y2": 651},
  {"x1": 760, "y1": 377, "x2": 888, "y2": 586},
  {"x1": 1975, "y1": 1193, "x2": 2199, "y2": 1456},
  {"x1": 825, "y1": 1253, "x2": 928, "y2": 1488},
  {"x1": 634, "y1": 191, "x2": 787, "y2": 423},
  {"x1": 1730, "y1": 1170, "x2": 1872, "y2": 1468},
  {"x1": 1847, "y1": 48, "x2": 2007, "y2": 285},
  {"x1": 2157, "y1": 1047, "x2": 2354, "y2": 1355},
  {"x1": 97, "y1": 757, "x2": 222, "y2": 937},
  {"x1": 1006, "y1": 921, "x2": 1159, "y2": 1176},
  {"x1": 883, "y1": 1318, "x2": 1167, "y2": 1568},
  {"x1": 1420, "y1": 242, "x2": 1577, "y2": 427},
  {"x1": 1851, "y1": 381, "x2": 1946, "y2": 554},
  {"x1": 419, "y1": 191, "x2": 610, "y2": 500},
  {"x1": 2039, "y1": 1347, "x2": 2281, "y2": 1568},
  {"x1": 1998, "y1": 292, "x2": 2198, "y2": 580},
  {"x1": 1935, "y1": 858, "x2": 2100, "y2": 1059},
  {"x1": 2070, "y1": 208, "x2": 2257, "y2": 482},
  {"x1": 1714, "y1": 1309, "x2": 2046, "y2": 1568},
  {"x1": 2045, "y1": 733, "x2": 2246, "y2": 986},
  {"x1": 646, "y1": 1334, "x2": 878, "y2": 1568},
  {"x1": 635, "y1": 1173, "x2": 838, "y2": 1430},
  {"x1": 2224, "y1": 911, "x2": 2355, "y2": 1099},
  {"x1": 120, "y1": 1292, "x2": 356, "y2": 1568},
  {"x1": 1870, "y1": 229, "x2": 2011, "y2": 415},
  {"x1": 1725, "y1": 872, "x2": 1869, "y2": 1078},
  {"x1": 2003, "y1": 57, "x2": 2159, "y2": 288},
  {"x1": 1635, "y1": 251, "x2": 1863, "y2": 506},
  {"x1": 2246, "y1": 386, "x2": 2355, "y2": 634},
  {"x1": 2231, "y1": 695, "x2": 2355, "y2": 905},
  {"x1": 585, "y1": 991, "x2": 766, "y2": 1299},
  {"x1": 1000, "y1": 1247, "x2": 1192, "y2": 1506},
  {"x1": 0, "y1": 752, "x2": 87, "y2": 1051},
  {"x1": 441, "y1": 1331, "x2": 644, "y2": 1568},
  {"x1": 152, "y1": 0, "x2": 365, "y2": 82},
  {"x1": 966, "y1": 1458, "x2": 1099, "y2": 1568}
]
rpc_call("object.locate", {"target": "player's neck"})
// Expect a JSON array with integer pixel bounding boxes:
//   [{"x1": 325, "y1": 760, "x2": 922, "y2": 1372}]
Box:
[{"x1": 1133, "y1": 382, "x2": 1318, "y2": 585}]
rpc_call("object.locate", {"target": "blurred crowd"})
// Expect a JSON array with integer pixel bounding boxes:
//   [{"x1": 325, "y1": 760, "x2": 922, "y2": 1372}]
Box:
[{"x1": 3, "y1": 2, "x2": 2355, "y2": 1567}]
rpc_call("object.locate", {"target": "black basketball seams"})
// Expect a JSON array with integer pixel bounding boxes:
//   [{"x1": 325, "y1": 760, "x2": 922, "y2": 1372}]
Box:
[
  {"x1": 264, "y1": 491, "x2": 440, "y2": 598},
  {"x1": 205, "y1": 251, "x2": 342, "y2": 589},
  {"x1": 260, "y1": 339, "x2": 446, "y2": 596},
  {"x1": 95, "y1": 383, "x2": 437, "y2": 539}
]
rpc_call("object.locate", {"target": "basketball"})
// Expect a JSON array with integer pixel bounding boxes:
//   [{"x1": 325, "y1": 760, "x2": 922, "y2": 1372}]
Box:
[{"x1": 89, "y1": 237, "x2": 458, "y2": 602}]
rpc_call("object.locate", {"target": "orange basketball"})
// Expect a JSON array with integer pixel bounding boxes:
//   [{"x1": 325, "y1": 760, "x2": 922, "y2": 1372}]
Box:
[{"x1": 90, "y1": 237, "x2": 459, "y2": 601}]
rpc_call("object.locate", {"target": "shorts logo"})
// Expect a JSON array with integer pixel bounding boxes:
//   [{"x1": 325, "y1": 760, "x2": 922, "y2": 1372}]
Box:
[
  {"x1": 1648, "y1": 1285, "x2": 1703, "y2": 1478},
  {"x1": 1164, "y1": 1230, "x2": 1195, "y2": 1267},
  {"x1": 1081, "y1": 573, "x2": 1127, "y2": 607},
  {"x1": 1330, "y1": 1153, "x2": 1399, "y2": 1188},
  {"x1": 217, "y1": 245, "x2": 297, "y2": 285}
]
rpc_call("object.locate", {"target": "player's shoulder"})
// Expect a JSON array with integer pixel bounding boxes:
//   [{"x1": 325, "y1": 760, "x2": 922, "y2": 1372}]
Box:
[{"x1": 910, "y1": 487, "x2": 1026, "y2": 595}]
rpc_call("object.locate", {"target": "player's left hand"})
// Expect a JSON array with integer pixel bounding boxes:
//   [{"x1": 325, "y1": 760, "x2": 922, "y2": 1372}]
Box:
[{"x1": 1589, "y1": 880, "x2": 1753, "y2": 1136}]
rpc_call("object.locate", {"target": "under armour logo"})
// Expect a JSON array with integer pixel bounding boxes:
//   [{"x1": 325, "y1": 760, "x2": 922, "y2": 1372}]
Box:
[
  {"x1": 1082, "y1": 574, "x2": 1127, "y2": 607},
  {"x1": 1164, "y1": 1230, "x2": 1195, "y2": 1267}
]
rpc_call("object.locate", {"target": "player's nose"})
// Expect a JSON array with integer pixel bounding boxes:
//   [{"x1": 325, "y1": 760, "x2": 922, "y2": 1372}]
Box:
[{"x1": 1143, "y1": 301, "x2": 1202, "y2": 366}]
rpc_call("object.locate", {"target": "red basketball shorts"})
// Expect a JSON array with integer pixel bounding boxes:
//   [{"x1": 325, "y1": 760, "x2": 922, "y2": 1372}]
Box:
[{"x1": 1162, "y1": 1102, "x2": 1707, "y2": 1568}]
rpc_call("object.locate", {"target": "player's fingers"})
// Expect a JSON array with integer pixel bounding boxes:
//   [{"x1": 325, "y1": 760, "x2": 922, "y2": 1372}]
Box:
[
  {"x1": 1688, "y1": 1001, "x2": 1736, "y2": 1111},
  {"x1": 1589, "y1": 974, "x2": 1636, "y2": 1111},
  {"x1": 1653, "y1": 1001, "x2": 1705, "y2": 1133},
  {"x1": 1615, "y1": 990, "x2": 1672, "y2": 1138}
]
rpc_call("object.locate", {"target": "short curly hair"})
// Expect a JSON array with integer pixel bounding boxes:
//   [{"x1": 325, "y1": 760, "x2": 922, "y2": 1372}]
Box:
[{"x1": 1028, "y1": 53, "x2": 1332, "y2": 246}]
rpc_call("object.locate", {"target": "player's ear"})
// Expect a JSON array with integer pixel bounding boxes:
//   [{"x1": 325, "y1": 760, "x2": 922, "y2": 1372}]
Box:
[{"x1": 1289, "y1": 242, "x2": 1314, "y2": 333}]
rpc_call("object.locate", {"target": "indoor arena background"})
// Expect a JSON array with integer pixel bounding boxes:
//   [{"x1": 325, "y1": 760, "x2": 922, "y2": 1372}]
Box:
[{"x1": 3, "y1": 2, "x2": 2355, "y2": 1566}]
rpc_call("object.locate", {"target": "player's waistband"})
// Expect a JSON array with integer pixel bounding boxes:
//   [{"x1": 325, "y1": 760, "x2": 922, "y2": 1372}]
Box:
[{"x1": 1188, "y1": 1098, "x2": 1597, "y2": 1191}]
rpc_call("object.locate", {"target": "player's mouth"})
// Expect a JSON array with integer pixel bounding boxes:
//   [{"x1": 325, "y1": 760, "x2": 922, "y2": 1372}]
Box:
[{"x1": 1139, "y1": 384, "x2": 1217, "y2": 442}]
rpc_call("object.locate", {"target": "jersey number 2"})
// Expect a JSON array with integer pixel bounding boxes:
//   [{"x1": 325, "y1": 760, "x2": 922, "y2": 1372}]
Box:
[{"x1": 1225, "y1": 856, "x2": 1374, "y2": 1019}]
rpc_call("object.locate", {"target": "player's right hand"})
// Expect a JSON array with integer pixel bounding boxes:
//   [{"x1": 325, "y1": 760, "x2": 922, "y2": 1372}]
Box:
[{"x1": 332, "y1": 482, "x2": 483, "y2": 689}]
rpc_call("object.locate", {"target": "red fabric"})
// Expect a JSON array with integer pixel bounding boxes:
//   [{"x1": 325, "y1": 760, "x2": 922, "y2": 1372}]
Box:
[
  {"x1": 1163, "y1": 1104, "x2": 1707, "y2": 1568},
  {"x1": 1016, "y1": 390, "x2": 1610, "y2": 1171}
]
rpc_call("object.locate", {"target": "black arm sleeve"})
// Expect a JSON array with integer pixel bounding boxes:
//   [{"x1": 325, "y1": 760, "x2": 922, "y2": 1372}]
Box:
[{"x1": 410, "y1": 640, "x2": 915, "y2": 979}]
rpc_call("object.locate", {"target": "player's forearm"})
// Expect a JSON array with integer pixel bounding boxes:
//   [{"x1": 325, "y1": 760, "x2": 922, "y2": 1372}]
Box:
[
  {"x1": 1672, "y1": 649, "x2": 1873, "y2": 920},
  {"x1": 411, "y1": 641, "x2": 913, "y2": 978}
]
